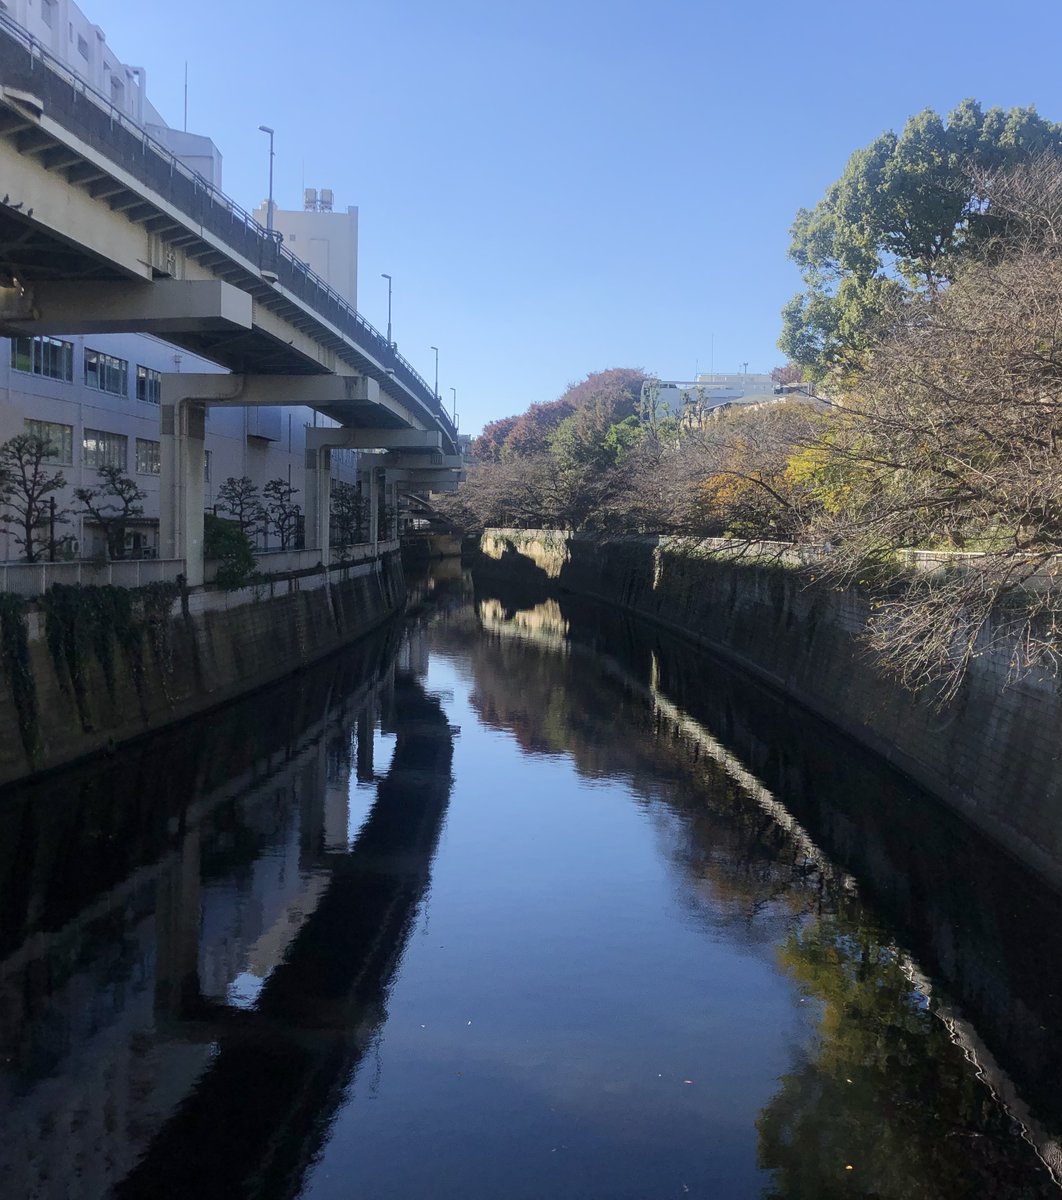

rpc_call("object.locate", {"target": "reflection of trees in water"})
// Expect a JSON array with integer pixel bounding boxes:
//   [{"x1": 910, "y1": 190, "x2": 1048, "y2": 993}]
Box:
[
  {"x1": 761, "y1": 909, "x2": 1054, "y2": 1198},
  {"x1": 448, "y1": 586, "x2": 1062, "y2": 1197}
]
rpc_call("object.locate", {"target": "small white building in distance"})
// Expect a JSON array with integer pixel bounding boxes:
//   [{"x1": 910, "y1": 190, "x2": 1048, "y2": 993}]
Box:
[
  {"x1": 647, "y1": 372, "x2": 778, "y2": 424},
  {"x1": 254, "y1": 189, "x2": 359, "y2": 310}
]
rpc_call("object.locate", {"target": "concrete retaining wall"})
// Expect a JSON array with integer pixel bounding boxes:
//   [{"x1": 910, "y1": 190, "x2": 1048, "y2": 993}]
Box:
[
  {"x1": 478, "y1": 529, "x2": 1062, "y2": 888},
  {"x1": 0, "y1": 551, "x2": 405, "y2": 787}
]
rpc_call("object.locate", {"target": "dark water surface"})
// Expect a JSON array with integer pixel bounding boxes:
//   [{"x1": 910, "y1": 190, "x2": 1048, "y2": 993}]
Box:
[{"x1": 2, "y1": 569, "x2": 1062, "y2": 1199}]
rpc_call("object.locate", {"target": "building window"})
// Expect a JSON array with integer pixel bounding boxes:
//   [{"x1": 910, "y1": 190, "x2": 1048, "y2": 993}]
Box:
[
  {"x1": 83, "y1": 429, "x2": 127, "y2": 471},
  {"x1": 136, "y1": 364, "x2": 162, "y2": 404},
  {"x1": 77, "y1": 33, "x2": 89, "y2": 59},
  {"x1": 10, "y1": 335, "x2": 74, "y2": 382},
  {"x1": 136, "y1": 438, "x2": 160, "y2": 475},
  {"x1": 84, "y1": 349, "x2": 128, "y2": 396},
  {"x1": 41, "y1": 0, "x2": 56, "y2": 28},
  {"x1": 24, "y1": 419, "x2": 73, "y2": 465}
]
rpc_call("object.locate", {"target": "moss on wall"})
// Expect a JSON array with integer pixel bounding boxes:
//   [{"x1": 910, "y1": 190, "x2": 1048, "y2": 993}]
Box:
[
  {"x1": 0, "y1": 552, "x2": 405, "y2": 787},
  {"x1": 478, "y1": 530, "x2": 1062, "y2": 889}
]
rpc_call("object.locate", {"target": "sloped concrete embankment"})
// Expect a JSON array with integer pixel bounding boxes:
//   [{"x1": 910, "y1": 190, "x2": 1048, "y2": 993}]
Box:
[
  {"x1": 478, "y1": 529, "x2": 1062, "y2": 888},
  {"x1": 0, "y1": 553, "x2": 404, "y2": 787}
]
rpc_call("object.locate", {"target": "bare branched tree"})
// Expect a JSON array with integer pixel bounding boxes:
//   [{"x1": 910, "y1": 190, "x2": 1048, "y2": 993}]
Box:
[
  {"x1": 0, "y1": 434, "x2": 68, "y2": 562},
  {"x1": 687, "y1": 402, "x2": 821, "y2": 540},
  {"x1": 263, "y1": 478, "x2": 302, "y2": 550},
  {"x1": 804, "y1": 157, "x2": 1062, "y2": 696},
  {"x1": 76, "y1": 466, "x2": 146, "y2": 560},
  {"x1": 330, "y1": 480, "x2": 367, "y2": 546},
  {"x1": 217, "y1": 476, "x2": 266, "y2": 540}
]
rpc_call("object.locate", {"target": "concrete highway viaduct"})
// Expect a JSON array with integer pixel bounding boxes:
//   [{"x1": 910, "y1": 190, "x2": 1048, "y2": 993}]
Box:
[{"x1": 0, "y1": 15, "x2": 462, "y2": 583}]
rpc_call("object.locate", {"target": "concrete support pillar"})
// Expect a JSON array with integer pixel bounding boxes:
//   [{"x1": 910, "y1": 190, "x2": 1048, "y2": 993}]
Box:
[
  {"x1": 369, "y1": 468, "x2": 381, "y2": 551},
  {"x1": 304, "y1": 444, "x2": 332, "y2": 558},
  {"x1": 297, "y1": 747, "x2": 324, "y2": 871},
  {"x1": 356, "y1": 705, "x2": 375, "y2": 783},
  {"x1": 160, "y1": 399, "x2": 206, "y2": 585},
  {"x1": 154, "y1": 828, "x2": 202, "y2": 1018},
  {"x1": 384, "y1": 473, "x2": 397, "y2": 539}
]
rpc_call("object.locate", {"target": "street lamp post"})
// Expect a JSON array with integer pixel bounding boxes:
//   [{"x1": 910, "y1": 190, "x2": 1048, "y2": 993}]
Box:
[
  {"x1": 381, "y1": 273, "x2": 392, "y2": 347},
  {"x1": 430, "y1": 346, "x2": 439, "y2": 399},
  {"x1": 258, "y1": 125, "x2": 275, "y2": 233},
  {"x1": 450, "y1": 386, "x2": 457, "y2": 424}
]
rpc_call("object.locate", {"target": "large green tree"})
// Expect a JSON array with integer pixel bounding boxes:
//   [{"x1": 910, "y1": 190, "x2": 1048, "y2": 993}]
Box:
[
  {"x1": 781, "y1": 100, "x2": 1062, "y2": 379},
  {"x1": 790, "y1": 153, "x2": 1062, "y2": 696}
]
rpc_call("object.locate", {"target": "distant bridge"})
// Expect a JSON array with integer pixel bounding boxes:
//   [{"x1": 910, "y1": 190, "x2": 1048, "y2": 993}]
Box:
[{"x1": 0, "y1": 13, "x2": 462, "y2": 581}]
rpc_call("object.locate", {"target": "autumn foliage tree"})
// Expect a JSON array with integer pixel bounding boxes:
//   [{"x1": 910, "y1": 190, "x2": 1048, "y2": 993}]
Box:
[
  {"x1": 691, "y1": 403, "x2": 819, "y2": 540},
  {"x1": 472, "y1": 369, "x2": 646, "y2": 462}
]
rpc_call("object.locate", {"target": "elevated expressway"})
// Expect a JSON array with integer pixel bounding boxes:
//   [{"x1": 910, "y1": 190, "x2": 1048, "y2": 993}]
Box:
[{"x1": 0, "y1": 14, "x2": 462, "y2": 582}]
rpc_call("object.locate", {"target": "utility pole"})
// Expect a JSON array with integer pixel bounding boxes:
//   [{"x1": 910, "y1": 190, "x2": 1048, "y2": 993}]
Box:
[
  {"x1": 258, "y1": 125, "x2": 275, "y2": 233},
  {"x1": 381, "y1": 274, "x2": 392, "y2": 347}
]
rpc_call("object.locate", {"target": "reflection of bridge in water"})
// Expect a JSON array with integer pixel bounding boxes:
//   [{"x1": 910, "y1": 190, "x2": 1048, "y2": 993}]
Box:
[
  {"x1": 0, "y1": 626, "x2": 453, "y2": 1200},
  {"x1": 114, "y1": 672, "x2": 454, "y2": 1199}
]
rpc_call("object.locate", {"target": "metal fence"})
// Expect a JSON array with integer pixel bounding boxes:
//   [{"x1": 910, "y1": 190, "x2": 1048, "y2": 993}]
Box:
[
  {"x1": 0, "y1": 558, "x2": 185, "y2": 597},
  {"x1": 0, "y1": 538, "x2": 402, "y2": 596}
]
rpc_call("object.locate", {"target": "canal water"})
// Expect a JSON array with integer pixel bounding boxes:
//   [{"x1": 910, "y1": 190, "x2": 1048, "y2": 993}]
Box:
[{"x1": 2, "y1": 567, "x2": 1062, "y2": 1199}]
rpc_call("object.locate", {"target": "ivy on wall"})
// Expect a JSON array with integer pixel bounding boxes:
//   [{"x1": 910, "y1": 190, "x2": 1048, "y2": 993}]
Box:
[
  {"x1": 0, "y1": 593, "x2": 39, "y2": 757},
  {"x1": 41, "y1": 581, "x2": 180, "y2": 729}
]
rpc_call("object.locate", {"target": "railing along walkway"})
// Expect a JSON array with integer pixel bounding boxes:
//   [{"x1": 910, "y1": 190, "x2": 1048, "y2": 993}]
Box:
[
  {"x1": 0, "y1": 540, "x2": 400, "y2": 597},
  {"x1": 0, "y1": 557, "x2": 184, "y2": 596}
]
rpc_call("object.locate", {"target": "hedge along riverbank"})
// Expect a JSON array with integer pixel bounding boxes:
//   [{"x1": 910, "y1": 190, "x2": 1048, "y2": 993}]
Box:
[
  {"x1": 477, "y1": 529, "x2": 1062, "y2": 890},
  {"x1": 0, "y1": 550, "x2": 405, "y2": 787}
]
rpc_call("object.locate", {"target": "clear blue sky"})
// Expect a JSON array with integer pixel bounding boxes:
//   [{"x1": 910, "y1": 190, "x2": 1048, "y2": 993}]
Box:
[{"x1": 84, "y1": 0, "x2": 1062, "y2": 433}]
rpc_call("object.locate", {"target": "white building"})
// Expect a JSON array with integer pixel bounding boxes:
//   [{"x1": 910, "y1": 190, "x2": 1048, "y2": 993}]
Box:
[
  {"x1": 646, "y1": 372, "x2": 779, "y2": 426},
  {"x1": 255, "y1": 188, "x2": 359, "y2": 309},
  {"x1": 0, "y1": 0, "x2": 357, "y2": 560},
  {"x1": 0, "y1": 0, "x2": 155, "y2": 122}
]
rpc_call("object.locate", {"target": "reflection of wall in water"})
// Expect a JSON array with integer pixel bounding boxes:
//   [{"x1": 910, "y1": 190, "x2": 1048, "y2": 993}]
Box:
[
  {"x1": 458, "y1": 585, "x2": 1062, "y2": 1181},
  {"x1": 0, "y1": 663, "x2": 390, "y2": 1199},
  {"x1": 398, "y1": 624, "x2": 431, "y2": 676}
]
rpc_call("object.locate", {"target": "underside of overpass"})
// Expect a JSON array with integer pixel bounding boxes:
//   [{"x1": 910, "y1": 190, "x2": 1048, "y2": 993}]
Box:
[{"x1": 0, "y1": 15, "x2": 462, "y2": 580}]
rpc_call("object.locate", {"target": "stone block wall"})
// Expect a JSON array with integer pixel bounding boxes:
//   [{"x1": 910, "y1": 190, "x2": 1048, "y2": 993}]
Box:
[
  {"x1": 0, "y1": 553, "x2": 404, "y2": 787},
  {"x1": 479, "y1": 530, "x2": 1062, "y2": 888}
]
